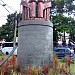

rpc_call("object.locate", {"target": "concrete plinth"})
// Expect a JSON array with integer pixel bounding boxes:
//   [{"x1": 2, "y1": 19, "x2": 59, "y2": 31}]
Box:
[{"x1": 18, "y1": 20, "x2": 53, "y2": 69}]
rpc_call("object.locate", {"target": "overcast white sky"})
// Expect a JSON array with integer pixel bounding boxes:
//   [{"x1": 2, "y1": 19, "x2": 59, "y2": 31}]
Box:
[{"x1": 0, "y1": 0, "x2": 21, "y2": 26}]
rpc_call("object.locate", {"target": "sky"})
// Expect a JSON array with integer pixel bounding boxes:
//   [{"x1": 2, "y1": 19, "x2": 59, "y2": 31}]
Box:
[{"x1": 0, "y1": 0, "x2": 21, "y2": 26}]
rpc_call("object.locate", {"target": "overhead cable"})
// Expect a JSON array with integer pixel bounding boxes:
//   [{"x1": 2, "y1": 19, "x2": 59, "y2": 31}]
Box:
[{"x1": 0, "y1": 0, "x2": 16, "y2": 12}]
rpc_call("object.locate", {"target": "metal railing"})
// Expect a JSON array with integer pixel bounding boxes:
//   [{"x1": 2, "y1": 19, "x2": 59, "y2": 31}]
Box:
[{"x1": 0, "y1": 47, "x2": 17, "y2": 67}]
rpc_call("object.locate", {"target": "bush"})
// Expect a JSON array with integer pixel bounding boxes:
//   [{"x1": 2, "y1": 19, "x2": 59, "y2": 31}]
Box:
[
  {"x1": 60, "y1": 58, "x2": 66, "y2": 63},
  {"x1": 0, "y1": 51, "x2": 4, "y2": 56},
  {"x1": 71, "y1": 59, "x2": 74, "y2": 64}
]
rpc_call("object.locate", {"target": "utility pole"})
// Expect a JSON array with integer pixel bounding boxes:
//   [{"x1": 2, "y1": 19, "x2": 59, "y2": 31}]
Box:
[
  {"x1": 13, "y1": 11, "x2": 17, "y2": 49},
  {"x1": 0, "y1": 1, "x2": 17, "y2": 48},
  {"x1": 0, "y1": 1, "x2": 17, "y2": 66}
]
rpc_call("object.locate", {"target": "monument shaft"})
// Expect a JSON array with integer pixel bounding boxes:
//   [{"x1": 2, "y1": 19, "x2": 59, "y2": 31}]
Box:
[{"x1": 18, "y1": 0, "x2": 53, "y2": 70}]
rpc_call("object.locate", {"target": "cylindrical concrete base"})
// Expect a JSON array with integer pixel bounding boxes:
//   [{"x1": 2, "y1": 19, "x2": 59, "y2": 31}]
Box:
[{"x1": 18, "y1": 20, "x2": 53, "y2": 69}]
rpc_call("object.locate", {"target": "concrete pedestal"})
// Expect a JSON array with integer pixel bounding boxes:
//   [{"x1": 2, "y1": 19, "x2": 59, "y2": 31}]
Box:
[{"x1": 18, "y1": 20, "x2": 53, "y2": 69}]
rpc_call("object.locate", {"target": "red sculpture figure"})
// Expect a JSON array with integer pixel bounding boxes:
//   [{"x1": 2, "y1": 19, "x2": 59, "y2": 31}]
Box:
[
  {"x1": 29, "y1": 0, "x2": 35, "y2": 2},
  {"x1": 21, "y1": 0, "x2": 51, "y2": 20},
  {"x1": 29, "y1": 0, "x2": 36, "y2": 18},
  {"x1": 44, "y1": 1, "x2": 51, "y2": 20},
  {"x1": 38, "y1": 0, "x2": 44, "y2": 18},
  {"x1": 21, "y1": 0, "x2": 29, "y2": 20}
]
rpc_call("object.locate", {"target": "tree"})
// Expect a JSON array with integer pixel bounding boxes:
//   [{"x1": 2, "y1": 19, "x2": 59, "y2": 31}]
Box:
[
  {"x1": 51, "y1": 0, "x2": 75, "y2": 44},
  {"x1": 0, "y1": 13, "x2": 22, "y2": 42},
  {"x1": 0, "y1": 25, "x2": 14, "y2": 41},
  {"x1": 52, "y1": 15, "x2": 75, "y2": 44},
  {"x1": 53, "y1": 15, "x2": 75, "y2": 32},
  {"x1": 51, "y1": 0, "x2": 75, "y2": 16}
]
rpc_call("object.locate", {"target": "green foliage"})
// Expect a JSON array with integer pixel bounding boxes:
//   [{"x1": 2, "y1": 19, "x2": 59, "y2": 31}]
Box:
[
  {"x1": 51, "y1": 0, "x2": 75, "y2": 43},
  {"x1": 6, "y1": 13, "x2": 22, "y2": 25},
  {"x1": 52, "y1": 15, "x2": 75, "y2": 42},
  {"x1": 71, "y1": 59, "x2": 74, "y2": 64},
  {"x1": 0, "y1": 51, "x2": 4, "y2": 56},
  {"x1": 51, "y1": 0, "x2": 75, "y2": 16},
  {"x1": 0, "y1": 13, "x2": 22, "y2": 41},
  {"x1": 6, "y1": 14, "x2": 15, "y2": 25},
  {"x1": 60, "y1": 57, "x2": 74, "y2": 64},
  {"x1": 0, "y1": 25, "x2": 14, "y2": 41},
  {"x1": 60, "y1": 58, "x2": 66, "y2": 63}
]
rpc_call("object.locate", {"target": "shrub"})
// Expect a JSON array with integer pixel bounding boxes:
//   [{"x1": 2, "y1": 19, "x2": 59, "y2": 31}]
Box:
[
  {"x1": 0, "y1": 54, "x2": 74, "y2": 75},
  {"x1": 71, "y1": 59, "x2": 74, "y2": 64},
  {"x1": 0, "y1": 51, "x2": 4, "y2": 56},
  {"x1": 60, "y1": 58, "x2": 66, "y2": 63}
]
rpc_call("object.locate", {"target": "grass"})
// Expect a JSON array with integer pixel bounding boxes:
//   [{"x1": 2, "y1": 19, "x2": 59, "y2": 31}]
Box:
[
  {"x1": 59, "y1": 58, "x2": 75, "y2": 74},
  {"x1": 70, "y1": 63, "x2": 75, "y2": 74},
  {"x1": 0, "y1": 55, "x2": 6, "y2": 59}
]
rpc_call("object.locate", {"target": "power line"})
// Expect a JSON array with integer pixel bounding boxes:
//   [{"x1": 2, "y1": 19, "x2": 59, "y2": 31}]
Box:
[
  {"x1": 0, "y1": 2, "x2": 11, "y2": 13},
  {"x1": 0, "y1": 0, "x2": 16, "y2": 12},
  {"x1": 0, "y1": 0, "x2": 21, "y2": 14},
  {"x1": 6, "y1": 4, "x2": 16, "y2": 11},
  {"x1": 0, "y1": 16, "x2": 7, "y2": 17},
  {"x1": 3, "y1": 6, "x2": 10, "y2": 13},
  {"x1": 0, "y1": 0, "x2": 4, "y2": 3}
]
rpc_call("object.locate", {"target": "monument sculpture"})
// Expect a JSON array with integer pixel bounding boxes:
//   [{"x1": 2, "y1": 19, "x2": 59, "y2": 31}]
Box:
[
  {"x1": 18, "y1": 0, "x2": 53, "y2": 70},
  {"x1": 21, "y1": 0, "x2": 51, "y2": 20}
]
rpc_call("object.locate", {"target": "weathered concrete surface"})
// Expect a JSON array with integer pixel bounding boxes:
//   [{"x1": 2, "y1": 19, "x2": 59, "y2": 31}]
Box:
[{"x1": 18, "y1": 20, "x2": 53, "y2": 69}]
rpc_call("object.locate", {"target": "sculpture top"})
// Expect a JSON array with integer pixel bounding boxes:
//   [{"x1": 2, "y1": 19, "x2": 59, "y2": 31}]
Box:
[
  {"x1": 21, "y1": 0, "x2": 51, "y2": 20},
  {"x1": 29, "y1": 0, "x2": 36, "y2": 2}
]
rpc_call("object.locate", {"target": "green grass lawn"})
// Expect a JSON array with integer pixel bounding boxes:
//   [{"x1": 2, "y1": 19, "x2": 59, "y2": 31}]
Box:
[
  {"x1": 0, "y1": 55, "x2": 6, "y2": 58},
  {"x1": 59, "y1": 58, "x2": 75, "y2": 74},
  {"x1": 70, "y1": 63, "x2": 75, "y2": 74}
]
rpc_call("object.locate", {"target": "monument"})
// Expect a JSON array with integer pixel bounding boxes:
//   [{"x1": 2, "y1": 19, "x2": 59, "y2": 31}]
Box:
[{"x1": 18, "y1": 0, "x2": 53, "y2": 70}]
